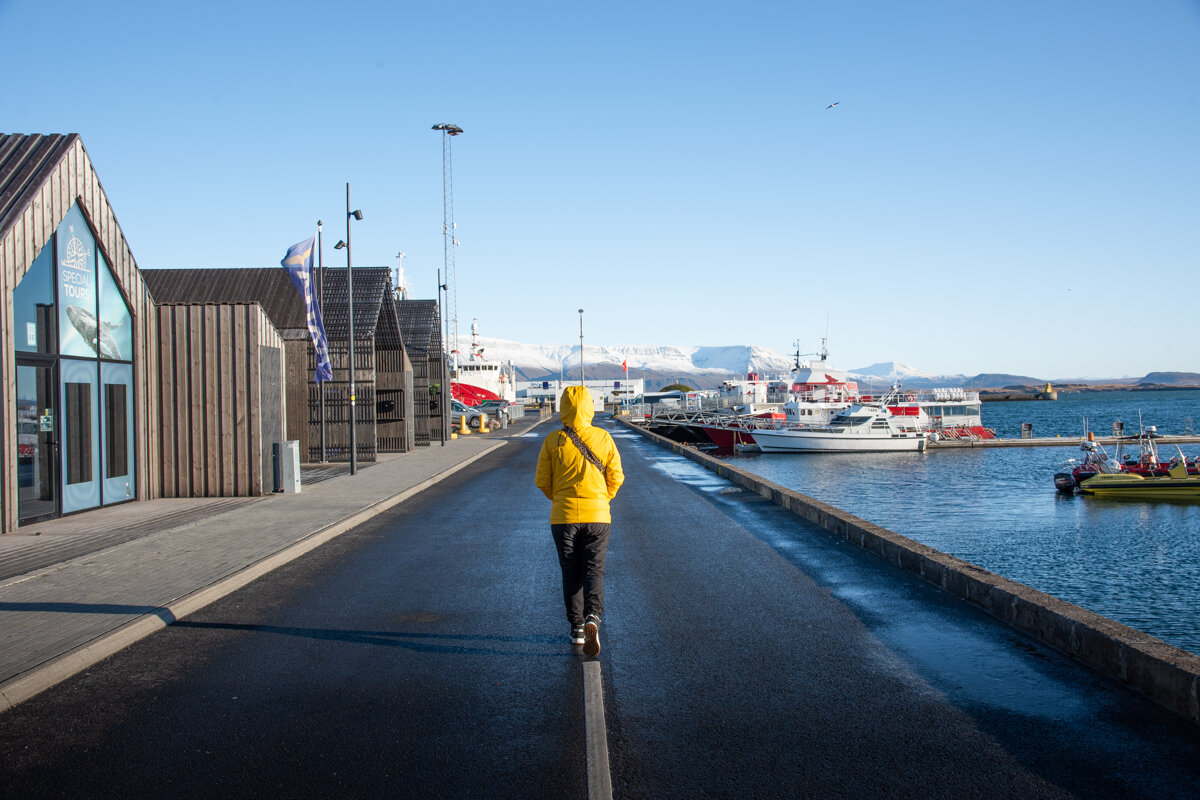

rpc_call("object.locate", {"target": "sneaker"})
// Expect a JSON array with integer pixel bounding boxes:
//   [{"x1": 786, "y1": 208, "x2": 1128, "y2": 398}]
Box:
[
  {"x1": 570, "y1": 625, "x2": 585, "y2": 646},
  {"x1": 582, "y1": 614, "x2": 601, "y2": 657}
]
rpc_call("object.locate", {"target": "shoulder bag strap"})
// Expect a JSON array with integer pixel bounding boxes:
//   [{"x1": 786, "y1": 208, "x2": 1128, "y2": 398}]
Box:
[{"x1": 562, "y1": 426, "x2": 607, "y2": 477}]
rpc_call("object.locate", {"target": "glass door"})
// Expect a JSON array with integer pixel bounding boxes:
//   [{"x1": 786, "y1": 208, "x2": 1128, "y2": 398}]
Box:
[
  {"x1": 16, "y1": 362, "x2": 58, "y2": 523},
  {"x1": 100, "y1": 362, "x2": 135, "y2": 504},
  {"x1": 60, "y1": 358, "x2": 100, "y2": 514}
]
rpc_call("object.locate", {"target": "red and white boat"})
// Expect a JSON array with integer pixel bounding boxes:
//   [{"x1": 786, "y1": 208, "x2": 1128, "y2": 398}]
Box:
[
  {"x1": 689, "y1": 342, "x2": 994, "y2": 449},
  {"x1": 451, "y1": 318, "x2": 518, "y2": 405}
]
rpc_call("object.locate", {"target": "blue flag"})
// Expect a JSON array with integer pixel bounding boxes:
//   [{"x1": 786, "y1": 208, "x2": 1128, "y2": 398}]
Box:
[{"x1": 282, "y1": 235, "x2": 333, "y2": 383}]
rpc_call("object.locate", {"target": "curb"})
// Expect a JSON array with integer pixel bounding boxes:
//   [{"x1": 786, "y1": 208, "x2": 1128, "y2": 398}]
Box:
[
  {"x1": 0, "y1": 441, "x2": 507, "y2": 714},
  {"x1": 620, "y1": 419, "x2": 1200, "y2": 725}
]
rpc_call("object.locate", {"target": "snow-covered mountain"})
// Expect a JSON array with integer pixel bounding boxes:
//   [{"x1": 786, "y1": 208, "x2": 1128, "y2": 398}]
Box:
[
  {"x1": 466, "y1": 336, "x2": 794, "y2": 382},
  {"x1": 848, "y1": 362, "x2": 937, "y2": 382},
  {"x1": 466, "y1": 336, "x2": 976, "y2": 389},
  {"x1": 458, "y1": 337, "x2": 1184, "y2": 389}
]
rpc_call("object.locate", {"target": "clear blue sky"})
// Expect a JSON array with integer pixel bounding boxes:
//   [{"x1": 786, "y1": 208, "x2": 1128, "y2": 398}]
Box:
[{"x1": 3, "y1": 0, "x2": 1198, "y2": 379}]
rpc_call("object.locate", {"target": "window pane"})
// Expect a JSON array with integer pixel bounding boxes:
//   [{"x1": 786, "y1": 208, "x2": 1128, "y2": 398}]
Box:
[
  {"x1": 66, "y1": 382, "x2": 93, "y2": 484},
  {"x1": 105, "y1": 384, "x2": 128, "y2": 478},
  {"x1": 14, "y1": 242, "x2": 56, "y2": 354},
  {"x1": 97, "y1": 251, "x2": 132, "y2": 361}
]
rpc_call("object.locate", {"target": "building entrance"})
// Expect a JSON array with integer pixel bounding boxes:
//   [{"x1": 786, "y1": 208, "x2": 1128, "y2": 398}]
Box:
[
  {"x1": 16, "y1": 362, "x2": 58, "y2": 524},
  {"x1": 11, "y1": 200, "x2": 138, "y2": 525}
]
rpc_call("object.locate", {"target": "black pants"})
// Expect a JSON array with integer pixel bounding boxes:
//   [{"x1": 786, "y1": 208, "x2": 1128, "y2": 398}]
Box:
[{"x1": 551, "y1": 522, "x2": 610, "y2": 626}]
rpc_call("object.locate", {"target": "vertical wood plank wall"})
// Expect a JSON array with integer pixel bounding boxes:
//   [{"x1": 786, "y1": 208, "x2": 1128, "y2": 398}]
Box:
[
  {"x1": 282, "y1": 336, "x2": 310, "y2": 458},
  {"x1": 0, "y1": 137, "x2": 160, "y2": 532},
  {"x1": 155, "y1": 303, "x2": 285, "y2": 497}
]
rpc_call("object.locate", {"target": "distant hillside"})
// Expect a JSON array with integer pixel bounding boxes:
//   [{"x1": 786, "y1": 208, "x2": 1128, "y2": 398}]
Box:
[
  {"x1": 1140, "y1": 372, "x2": 1200, "y2": 386},
  {"x1": 967, "y1": 373, "x2": 1047, "y2": 389}
]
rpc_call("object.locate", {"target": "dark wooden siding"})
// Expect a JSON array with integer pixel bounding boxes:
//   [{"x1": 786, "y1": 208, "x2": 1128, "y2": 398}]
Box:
[
  {"x1": 156, "y1": 303, "x2": 284, "y2": 497},
  {"x1": 396, "y1": 300, "x2": 446, "y2": 446}
]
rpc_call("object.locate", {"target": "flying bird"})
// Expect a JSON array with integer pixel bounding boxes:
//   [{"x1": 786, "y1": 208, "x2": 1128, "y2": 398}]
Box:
[{"x1": 826, "y1": 102, "x2": 839, "y2": 109}]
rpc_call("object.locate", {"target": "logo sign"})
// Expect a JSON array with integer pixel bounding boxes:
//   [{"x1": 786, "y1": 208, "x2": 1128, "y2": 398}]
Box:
[{"x1": 57, "y1": 206, "x2": 99, "y2": 359}]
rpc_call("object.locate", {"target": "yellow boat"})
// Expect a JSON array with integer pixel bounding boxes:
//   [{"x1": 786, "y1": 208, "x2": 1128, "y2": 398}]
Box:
[{"x1": 1078, "y1": 457, "x2": 1200, "y2": 500}]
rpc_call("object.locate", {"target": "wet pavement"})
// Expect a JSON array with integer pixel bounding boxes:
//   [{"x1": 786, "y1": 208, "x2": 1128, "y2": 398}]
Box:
[
  {"x1": 1, "y1": 414, "x2": 1199, "y2": 798},
  {"x1": 0, "y1": 423, "x2": 519, "y2": 708}
]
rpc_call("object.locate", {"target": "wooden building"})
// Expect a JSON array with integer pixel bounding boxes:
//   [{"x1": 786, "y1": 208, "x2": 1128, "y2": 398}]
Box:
[
  {"x1": 0, "y1": 134, "x2": 160, "y2": 531},
  {"x1": 142, "y1": 266, "x2": 417, "y2": 463},
  {"x1": 0, "y1": 134, "x2": 297, "y2": 527},
  {"x1": 0, "y1": 134, "x2": 439, "y2": 529},
  {"x1": 317, "y1": 267, "x2": 415, "y2": 461},
  {"x1": 397, "y1": 299, "x2": 449, "y2": 446}
]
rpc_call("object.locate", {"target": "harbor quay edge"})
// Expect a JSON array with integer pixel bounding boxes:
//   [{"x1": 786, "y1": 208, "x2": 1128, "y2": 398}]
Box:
[{"x1": 617, "y1": 418, "x2": 1200, "y2": 725}]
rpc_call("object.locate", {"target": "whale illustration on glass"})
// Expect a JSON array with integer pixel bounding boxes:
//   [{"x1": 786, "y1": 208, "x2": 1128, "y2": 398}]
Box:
[{"x1": 65, "y1": 305, "x2": 122, "y2": 359}]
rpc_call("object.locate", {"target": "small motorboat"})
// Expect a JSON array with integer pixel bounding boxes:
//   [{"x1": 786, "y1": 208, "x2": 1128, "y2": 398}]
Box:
[{"x1": 1053, "y1": 438, "x2": 1122, "y2": 494}]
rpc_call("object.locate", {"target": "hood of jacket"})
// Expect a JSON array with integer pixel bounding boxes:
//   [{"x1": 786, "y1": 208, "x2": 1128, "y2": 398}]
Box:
[{"x1": 559, "y1": 385, "x2": 595, "y2": 428}]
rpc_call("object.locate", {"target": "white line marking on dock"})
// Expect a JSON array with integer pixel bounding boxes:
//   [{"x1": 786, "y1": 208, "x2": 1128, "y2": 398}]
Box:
[{"x1": 583, "y1": 659, "x2": 613, "y2": 800}]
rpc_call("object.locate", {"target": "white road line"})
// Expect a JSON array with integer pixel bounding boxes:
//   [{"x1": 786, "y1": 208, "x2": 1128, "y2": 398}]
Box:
[{"x1": 583, "y1": 660, "x2": 613, "y2": 800}]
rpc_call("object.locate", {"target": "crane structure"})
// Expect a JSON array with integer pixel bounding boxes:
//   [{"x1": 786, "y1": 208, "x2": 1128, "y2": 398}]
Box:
[{"x1": 432, "y1": 123, "x2": 463, "y2": 381}]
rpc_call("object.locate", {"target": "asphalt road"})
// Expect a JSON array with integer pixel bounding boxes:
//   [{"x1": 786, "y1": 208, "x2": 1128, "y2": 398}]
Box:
[{"x1": 1, "y1": 420, "x2": 1199, "y2": 798}]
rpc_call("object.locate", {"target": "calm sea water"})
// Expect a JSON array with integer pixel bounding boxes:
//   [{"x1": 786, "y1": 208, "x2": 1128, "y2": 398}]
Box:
[{"x1": 722, "y1": 390, "x2": 1200, "y2": 654}]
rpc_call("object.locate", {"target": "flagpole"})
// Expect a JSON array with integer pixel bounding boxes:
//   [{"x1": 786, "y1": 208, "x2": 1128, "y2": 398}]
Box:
[{"x1": 317, "y1": 220, "x2": 326, "y2": 462}]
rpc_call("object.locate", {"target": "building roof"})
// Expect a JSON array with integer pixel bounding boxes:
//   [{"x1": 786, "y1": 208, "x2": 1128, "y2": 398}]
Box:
[
  {"x1": 319, "y1": 267, "x2": 392, "y2": 342},
  {"x1": 142, "y1": 266, "x2": 407, "y2": 343},
  {"x1": 0, "y1": 134, "x2": 80, "y2": 243},
  {"x1": 396, "y1": 299, "x2": 444, "y2": 354},
  {"x1": 142, "y1": 268, "x2": 308, "y2": 330}
]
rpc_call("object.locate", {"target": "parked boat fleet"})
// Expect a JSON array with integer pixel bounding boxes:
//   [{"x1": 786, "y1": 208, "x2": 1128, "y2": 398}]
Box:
[
  {"x1": 1053, "y1": 427, "x2": 1200, "y2": 500},
  {"x1": 645, "y1": 344, "x2": 994, "y2": 454},
  {"x1": 641, "y1": 345, "x2": 1200, "y2": 501}
]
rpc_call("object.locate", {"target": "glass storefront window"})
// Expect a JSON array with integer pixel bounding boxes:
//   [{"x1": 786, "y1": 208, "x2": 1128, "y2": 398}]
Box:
[
  {"x1": 15, "y1": 201, "x2": 136, "y2": 521},
  {"x1": 97, "y1": 251, "x2": 132, "y2": 360},
  {"x1": 13, "y1": 243, "x2": 56, "y2": 354}
]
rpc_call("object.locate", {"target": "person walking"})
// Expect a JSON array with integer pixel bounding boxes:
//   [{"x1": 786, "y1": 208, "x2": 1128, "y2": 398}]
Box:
[{"x1": 535, "y1": 385, "x2": 624, "y2": 656}]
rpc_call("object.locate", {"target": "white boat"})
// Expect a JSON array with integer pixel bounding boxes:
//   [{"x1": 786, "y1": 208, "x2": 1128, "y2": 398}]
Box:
[
  {"x1": 714, "y1": 340, "x2": 994, "y2": 440},
  {"x1": 750, "y1": 393, "x2": 929, "y2": 453}
]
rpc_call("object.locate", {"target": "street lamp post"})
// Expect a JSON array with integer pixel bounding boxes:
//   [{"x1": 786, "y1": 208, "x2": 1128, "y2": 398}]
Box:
[
  {"x1": 334, "y1": 182, "x2": 363, "y2": 475},
  {"x1": 578, "y1": 309, "x2": 585, "y2": 384},
  {"x1": 437, "y1": 268, "x2": 447, "y2": 446},
  {"x1": 432, "y1": 122, "x2": 462, "y2": 407}
]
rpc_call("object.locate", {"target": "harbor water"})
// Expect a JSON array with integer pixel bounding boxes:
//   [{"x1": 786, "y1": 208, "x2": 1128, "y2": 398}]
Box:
[{"x1": 721, "y1": 390, "x2": 1200, "y2": 654}]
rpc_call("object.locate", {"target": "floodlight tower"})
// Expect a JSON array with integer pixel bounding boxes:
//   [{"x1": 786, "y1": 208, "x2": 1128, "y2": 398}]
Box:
[{"x1": 432, "y1": 123, "x2": 463, "y2": 386}]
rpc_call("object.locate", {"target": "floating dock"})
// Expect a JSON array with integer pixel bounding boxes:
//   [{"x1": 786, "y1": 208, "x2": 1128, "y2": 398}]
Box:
[{"x1": 929, "y1": 435, "x2": 1200, "y2": 449}]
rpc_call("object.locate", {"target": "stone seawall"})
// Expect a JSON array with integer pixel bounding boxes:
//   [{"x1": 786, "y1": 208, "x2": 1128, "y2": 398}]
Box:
[{"x1": 619, "y1": 419, "x2": 1200, "y2": 724}]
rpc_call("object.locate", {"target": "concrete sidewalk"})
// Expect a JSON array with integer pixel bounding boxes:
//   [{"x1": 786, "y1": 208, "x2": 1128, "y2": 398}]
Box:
[{"x1": 0, "y1": 426, "x2": 533, "y2": 713}]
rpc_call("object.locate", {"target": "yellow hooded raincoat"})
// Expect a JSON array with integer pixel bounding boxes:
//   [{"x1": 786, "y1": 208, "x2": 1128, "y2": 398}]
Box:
[{"x1": 535, "y1": 386, "x2": 624, "y2": 523}]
